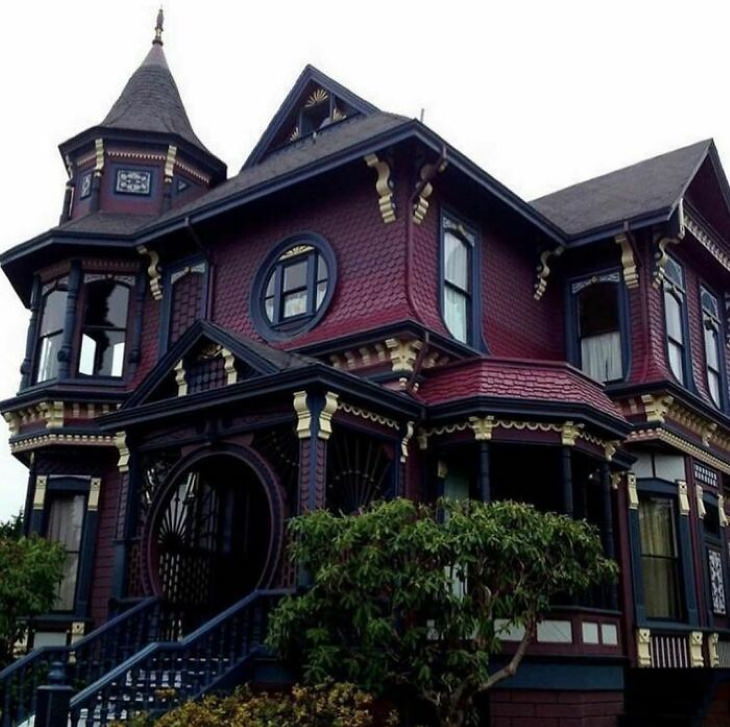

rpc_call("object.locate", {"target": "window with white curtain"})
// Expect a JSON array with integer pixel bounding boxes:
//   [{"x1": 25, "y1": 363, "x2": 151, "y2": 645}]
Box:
[
  {"x1": 663, "y1": 258, "x2": 686, "y2": 383},
  {"x1": 575, "y1": 278, "x2": 623, "y2": 383},
  {"x1": 46, "y1": 493, "x2": 86, "y2": 611},
  {"x1": 442, "y1": 219, "x2": 474, "y2": 344},
  {"x1": 701, "y1": 287, "x2": 723, "y2": 408}
]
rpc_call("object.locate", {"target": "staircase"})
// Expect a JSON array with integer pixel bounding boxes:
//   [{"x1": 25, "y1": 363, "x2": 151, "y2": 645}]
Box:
[{"x1": 0, "y1": 590, "x2": 288, "y2": 727}]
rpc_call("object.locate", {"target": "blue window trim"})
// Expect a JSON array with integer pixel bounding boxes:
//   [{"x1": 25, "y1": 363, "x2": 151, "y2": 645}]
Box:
[
  {"x1": 629, "y1": 477, "x2": 698, "y2": 627},
  {"x1": 250, "y1": 233, "x2": 337, "y2": 342},
  {"x1": 438, "y1": 208, "x2": 486, "y2": 352},
  {"x1": 565, "y1": 267, "x2": 631, "y2": 384},
  {"x1": 110, "y1": 163, "x2": 156, "y2": 198},
  {"x1": 699, "y1": 282, "x2": 727, "y2": 412},
  {"x1": 661, "y1": 255, "x2": 696, "y2": 393},
  {"x1": 159, "y1": 255, "x2": 210, "y2": 354}
]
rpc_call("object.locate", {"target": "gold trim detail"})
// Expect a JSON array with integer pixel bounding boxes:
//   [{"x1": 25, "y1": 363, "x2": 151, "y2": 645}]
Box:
[
  {"x1": 627, "y1": 473, "x2": 639, "y2": 509},
  {"x1": 3, "y1": 412, "x2": 20, "y2": 436},
  {"x1": 696, "y1": 485, "x2": 706, "y2": 519},
  {"x1": 561, "y1": 421, "x2": 582, "y2": 446},
  {"x1": 678, "y1": 480, "x2": 690, "y2": 515},
  {"x1": 653, "y1": 235, "x2": 681, "y2": 287},
  {"x1": 412, "y1": 159, "x2": 447, "y2": 225},
  {"x1": 70, "y1": 622, "x2": 85, "y2": 643},
  {"x1": 293, "y1": 391, "x2": 312, "y2": 439},
  {"x1": 33, "y1": 476, "x2": 47, "y2": 510},
  {"x1": 136, "y1": 245, "x2": 163, "y2": 301},
  {"x1": 719, "y1": 494, "x2": 728, "y2": 527},
  {"x1": 115, "y1": 432, "x2": 130, "y2": 473},
  {"x1": 385, "y1": 338, "x2": 422, "y2": 373},
  {"x1": 164, "y1": 145, "x2": 178, "y2": 179},
  {"x1": 221, "y1": 348, "x2": 237, "y2": 385},
  {"x1": 94, "y1": 138, "x2": 105, "y2": 174},
  {"x1": 469, "y1": 416, "x2": 495, "y2": 441},
  {"x1": 534, "y1": 246, "x2": 565, "y2": 301},
  {"x1": 614, "y1": 232, "x2": 639, "y2": 288},
  {"x1": 11, "y1": 434, "x2": 115, "y2": 454},
  {"x1": 174, "y1": 360, "x2": 187, "y2": 397},
  {"x1": 337, "y1": 402, "x2": 399, "y2": 430},
  {"x1": 642, "y1": 393, "x2": 674, "y2": 423},
  {"x1": 364, "y1": 154, "x2": 396, "y2": 224},
  {"x1": 318, "y1": 392, "x2": 339, "y2": 441},
  {"x1": 684, "y1": 211, "x2": 730, "y2": 275},
  {"x1": 87, "y1": 478, "x2": 102, "y2": 511},
  {"x1": 39, "y1": 401, "x2": 65, "y2": 429},
  {"x1": 401, "y1": 421, "x2": 414, "y2": 463},
  {"x1": 637, "y1": 628, "x2": 652, "y2": 668},
  {"x1": 305, "y1": 88, "x2": 328, "y2": 107},
  {"x1": 689, "y1": 631, "x2": 704, "y2": 667},
  {"x1": 709, "y1": 633, "x2": 720, "y2": 668}
]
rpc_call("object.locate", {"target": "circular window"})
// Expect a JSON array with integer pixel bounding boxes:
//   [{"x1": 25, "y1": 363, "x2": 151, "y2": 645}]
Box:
[{"x1": 252, "y1": 235, "x2": 336, "y2": 340}]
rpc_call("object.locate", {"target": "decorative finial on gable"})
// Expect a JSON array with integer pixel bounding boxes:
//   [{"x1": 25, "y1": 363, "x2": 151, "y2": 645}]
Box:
[{"x1": 153, "y1": 7, "x2": 164, "y2": 46}]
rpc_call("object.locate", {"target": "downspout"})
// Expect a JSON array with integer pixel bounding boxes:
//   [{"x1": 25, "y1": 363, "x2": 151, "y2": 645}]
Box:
[
  {"x1": 185, "y1": 216, "x2": 215, "y2": 321},
  {"x1": 405, "y1": 145, "x2": 447, "y2": 317}
]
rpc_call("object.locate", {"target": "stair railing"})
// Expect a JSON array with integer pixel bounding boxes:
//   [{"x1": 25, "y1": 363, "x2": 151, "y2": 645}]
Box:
[
  {"x1": 69, "y1": 589, "x2": 289, "y2": 727},
  {"x1": 0, "y1": 596, "x2": 162, "y2": 727}
]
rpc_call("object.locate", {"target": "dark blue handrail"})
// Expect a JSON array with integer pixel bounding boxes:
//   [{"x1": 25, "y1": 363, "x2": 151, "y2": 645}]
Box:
[{"x1": 69, "y1": 589, "x2": 289, "y2": 727}]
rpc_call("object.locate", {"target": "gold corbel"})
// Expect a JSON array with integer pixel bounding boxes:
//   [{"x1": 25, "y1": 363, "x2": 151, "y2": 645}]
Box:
[
  {"x1": 174, "y1": 360, "x2": 187, "y2": 397},
  {"x1": 641, "y1": 393, "x2": 674, "y2": 423},
  {"x1": 220, "y1": 347, "x2": 237, "y2": 385},
  {"x1": 627, "y1": 473, "x2": 639, "y2": 509},
  {"x1": 385, "y1": 338, "x2": 422, "y2": 373},
  {"x1": 87, "y1": 478, "x2": 102, "y2": 511},
  {"x1": 114, "y1": 432, "x2": 130, "y2": 473},
  {"x1": 653, "y1": 234, "x2": 681, "y2": 287},
  {"x1": 534, "y1": 246, "x2": 565, "y2": 301},
  {"x1": 33, "y1": 476, "x2": 47, "y2": 510},
  {"x1": 689, "y1": 631, "x2": 704, "y2": 667},
  {"x1": 469, "y1": 415, "x2": 495, "y2": 441},
  {"x1": 696, "y1": 485, "x2": 706, "y2": 519},
  {"x1": 412, "y1": 159, "x2": 447, "y2": 225},
  {"x1": 614, "y1": 232, "x2": 639, "y2": 288},
  {"x1": 164, "y1": 144, "x2": 178, "y2": 180},
  {"x1": 137, "y1": 245, "x2": 163, "y2": 301},
  {"x1": 709, "y1": 633, "x2": 720, "y2": 668},
  {"x1": 561, "y1": 420, "x2": 583, "y2": 446},
  {"x1": 677, "y1": 479, "x2": 690, "y2": 515},
  {"x1": 719, "y1": 494, "x2": 728, "y2": 527},
  {"x1": 293, "y1": 391, "x2": 312, "y2": 439},
  {"x1": 364, "y1": 154, "x2": 396, "y2": 224},
  {"x1": 94, "y1": 138, "x2": 105, "y2": 176},
  {"x1": 3, "y1": 411, "x2": 20, "y2": 437},
  {"x1": 318, "y1": 391, "x2": 339, "y2": 441},
  {"x1": 400, "y1": 421, "x2": 414, "y2": 463},
  {"x1": 636, "y1": 628, "x2": 652, "y2": 667}
]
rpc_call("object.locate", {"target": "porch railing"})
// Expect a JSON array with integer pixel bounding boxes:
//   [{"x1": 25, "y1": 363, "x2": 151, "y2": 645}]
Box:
[
  {"x1": 69, "y1": 589, "x2": 288, "y2": 727},
  {"x1": 0, "y1": 596, "x2": 162, "y2": 727}
]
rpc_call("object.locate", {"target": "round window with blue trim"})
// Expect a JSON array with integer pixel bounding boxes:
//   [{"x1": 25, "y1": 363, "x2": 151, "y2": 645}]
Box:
[{"x1": 252, "y1": 235, "x2": 336, "y2": 340}]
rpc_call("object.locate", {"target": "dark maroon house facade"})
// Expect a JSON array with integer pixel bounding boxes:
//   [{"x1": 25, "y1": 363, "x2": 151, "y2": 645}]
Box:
[{"x1": 3, "y1": 14, "x2": 730, "y2": 726}]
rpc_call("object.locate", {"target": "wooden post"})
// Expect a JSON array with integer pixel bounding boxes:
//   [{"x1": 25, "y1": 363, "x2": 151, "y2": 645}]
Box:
[
  {"x1": 35, "y1": 662, "x2": 74, "y2": 727},
  {"x1": 478, "y1": 441, "x2": 491, "y2": 502},
  {"x1": 561, "y1": 447, "x2": 574, "y2": 518}
]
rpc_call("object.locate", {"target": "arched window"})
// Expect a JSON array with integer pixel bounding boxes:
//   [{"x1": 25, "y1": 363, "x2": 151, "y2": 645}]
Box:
[
  {"x1": 701, "y1": 287, "x2": 724, "y2": 408},
  {"x1": 78, "y1": 278, "x2": 130, "y2": 377},
  {"x1": 35, "y1": 285, "x2": 68, "y2": 383},
  {"x1": 663, "y1": 257, "x2": 687, "y2": 383},
  {"x1": 441, "y1": 215, "x2": 476, "y2": 345},
  {"x1": 573, "y1": 276, "x2": 623, "y2": 383}
]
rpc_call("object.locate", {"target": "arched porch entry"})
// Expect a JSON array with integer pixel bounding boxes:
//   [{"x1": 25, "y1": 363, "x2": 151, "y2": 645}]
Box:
[{"x1": 143, "y1": 449, "x2": 284, "y2": 630}]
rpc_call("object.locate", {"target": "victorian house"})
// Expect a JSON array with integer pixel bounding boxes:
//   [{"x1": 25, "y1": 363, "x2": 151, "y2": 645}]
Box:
[{"x1": 2, "y1": 12, "x2": 730, "y2": 727}]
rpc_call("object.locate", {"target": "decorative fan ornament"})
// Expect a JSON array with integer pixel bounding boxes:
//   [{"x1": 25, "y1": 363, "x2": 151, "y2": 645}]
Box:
[
  {"x1": 331, "y1": 106, "x2": 346, "y2": 122},
  {"x1": 288, "y1": 126, "x2": 301, "y2": 142},
  {"x1": 305, "y1": 88, "x2": 329, "y2": 107}
]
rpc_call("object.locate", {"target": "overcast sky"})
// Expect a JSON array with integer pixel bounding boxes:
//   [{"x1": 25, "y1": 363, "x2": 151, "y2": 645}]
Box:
[{"x1": 1, "y1": 0, "x2": 730, "y2": 519}]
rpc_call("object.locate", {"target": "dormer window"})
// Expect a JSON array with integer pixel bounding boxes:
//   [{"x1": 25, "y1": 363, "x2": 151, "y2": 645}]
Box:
[
  {"x1": 285, "y1": 88, "x2": 349, "y2": 144},
  {"x1": 35, "y1": 283, "x2": 69, "y2": 383}
]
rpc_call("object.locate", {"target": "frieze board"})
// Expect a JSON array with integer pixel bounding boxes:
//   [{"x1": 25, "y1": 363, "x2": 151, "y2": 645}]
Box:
[{"x1": 10, "y1": 433, "x2": 115, "y2": 454}]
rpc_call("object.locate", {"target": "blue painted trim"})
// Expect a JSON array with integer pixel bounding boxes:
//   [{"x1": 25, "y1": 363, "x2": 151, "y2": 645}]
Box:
[
  {"x1": 20, "y1": 276, "x2": 42, "y2": 390},
  {"x1": 250, "y1": 233, "x2": 337, "y2": 343},
  {"x1": 490, "y1": 661, "x2": 625, "y2": 691},
  {"x1": 564, "y1": 267, "x2": 631, "y2": 384}
]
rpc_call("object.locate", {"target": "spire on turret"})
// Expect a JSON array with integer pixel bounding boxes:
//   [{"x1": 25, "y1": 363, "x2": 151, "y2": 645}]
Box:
[{"x1": 153, "y1": 7, "x2": 164, "y2": 46}]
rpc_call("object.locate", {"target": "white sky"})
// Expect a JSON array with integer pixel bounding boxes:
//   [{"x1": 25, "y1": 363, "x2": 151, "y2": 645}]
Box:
[{"x1": 1, "y1": 0, "x2": 730, "y2": 519}]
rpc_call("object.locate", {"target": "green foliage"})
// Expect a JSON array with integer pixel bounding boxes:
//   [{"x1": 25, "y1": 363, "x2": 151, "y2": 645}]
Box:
[
  {"x1": 0, "y1": 517, "x2": 66, "y2": 667},
  {"x1": 152, "y1": 683, "x2": 397, "y2": 727},
  {"x1": 0, "y1": 512, "x2": 23, "y2": 540},
  {"x1": 267, "y1": 498, "x2": 617, "y2": 726}
]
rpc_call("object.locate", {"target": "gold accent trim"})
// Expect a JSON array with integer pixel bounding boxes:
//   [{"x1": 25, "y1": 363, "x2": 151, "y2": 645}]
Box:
[
  {"x1": 678, "y1": 480, "x2": 690, "y2": 515},
  {"x1": 10, "y1": 434, "x2": 115, "y2": 454},
  {"x1": 401, "y1": 421, "x2": 414, "y2": 463},
  {"x1": 174, "y1": 360, "x2": 187, "y2": 397},
  {"x1": 221, "y1": 347, "x2": 237, "y2": 385},
  {"x1": 642, "y1": 393, "x2": 674, "y2": 423},
  {"x1": 136, "y1": 245, "x2": 163, "y2": 301},
  {"x1": 33, "y1": 476, "x2": 47, "y2": 510},
  {"x1": 627, "y1": 473, "x2": 639, "y2": 509},
  {"x1": 709, "y1": 633, "x2": 720, "y2": 668},
  {"x1": 614, "y1": 232, "x2": 639, "y2": 288},
  {"x1": 653, "y1": 235, "x2": 681, "y2": 287},
  {"x1": 719, "y1": 494, "x2": 728, "y2": 527},
  {"x1": 293, "y1": 391, "x2": 312, "y2": 439},
  {"x1": 87, "y1": 478, "x2": 101, "y2": 511},
  {"x1": 164, "y1": 145, "x2": 178, "y2": 180},
  {"x1": 469, "y1": 416, "x2": 495, "y2": 441},
  {"x1": 337, "y1": 402, "x2": 399, "y2": 430},
  {"x1": 364, "y1": 154, "x2": 396, "y2": 224},
  {"x1": 534, "y1": 246, "x2": 565, "y2": 301},
  {"x1": 417, "y1": 421, "x2": 471, "y2": 450},
  {"x1": 39, "y1": 401, "x2": 65, "y2": 429},
  {"x1": 94, "y1": 138, "x2": 105, "y2": 174},
  {"x1": 561, "y1": 420, "x2": 583, "y2": 446},
  {"x1": 318, "y1": 392, "x2": 339, "y2": 441},
  {"x1": 684, "y1": 211, "x2": 730, "y2": 275},
  {"x1": 305, "y1": 88, "x2": 329, "y2": 107},
  {"x1": 689, "y1": 631, "x2": 704, "y2": 667},
  {"x1": 637, "y1": 628, "x2": 652, "y2": 668},
  {"x1": 412, "y1": 159, "x2": 447, "y2": 225},
  {"x1": 70, "y1": 622, "x2": 85, "y2": 643},
  {"x1": 279, "y1": 244, "x2": 314, "y2": 260},
  {"x1": 3, "y1": 411, "x2": 20, "y2": 436},
  {"x1": 385, "y1": 338, "x2": 422, "y2": 373},
  {"x1": 115, "y1": 432, "x2": 130, "y2": 473},
  {"x1": 696, "y1": 484, "x2": 706, "y2": 519}
]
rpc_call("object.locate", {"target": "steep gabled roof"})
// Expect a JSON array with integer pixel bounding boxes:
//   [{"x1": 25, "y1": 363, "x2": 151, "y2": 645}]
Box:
[
  {"x1": 531, "y1": 139, "x2": 713, "y2": 239},
  {"x1": 99, "y1": 42, "x2": 211, "y2": 154}
]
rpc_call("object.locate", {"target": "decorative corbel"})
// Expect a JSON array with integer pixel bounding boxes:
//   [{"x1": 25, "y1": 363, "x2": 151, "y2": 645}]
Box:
[
  {"x1": 400, "y1": 421, "x2": 414, "y2": 463},
  {"x1": 636, "y1": 628, "x2": 652, "y2": 668},
  {"x1": 293, "y1": 391, "x2": 312, "y2": 439},
  {"x1": 469, "y1": 415, "x2": 495, "y2": 441},
  {"x1": 33, "y1": 476, "x2": 47, "y2": 510},
  {"x1": 174, "y1": 360, "x2": 187, "y2": 397},
  {"x1": 641, "y1": 393, "x2": 674, "y2": 423},
  {"x1": 114, "y1": 432, "x2": 130, "y2": 473},
  {"x1": 627, "y1": 473, "x2": 639, "y2": 509},
  {"x1": 695, "y1": 485, "x2": 706, "y2": 519},
  {"x1": 87, "y1": 477, "x2": 102, "y2": 511},
  {"x1": 94, "y1": 138, "x2": 105, "y2": 176},
  {"x1": 708, "y1": 633, "x2": 720, "y2": 668},
  {"x1": 604, "y1": 441, "x2": 619, "y2": 461},
  {"x1": 164, "y1": 144, "x2": 178, "y2": 180},
  {"x1": 3, "y1": 412, "x2": 20, "y2": 437},
  {"x1": 533, "y1": 246, "x2": 565, "y2": 301},
  {"x1": 318, "y1": 392, "x2": 339, "y2": 441},
  {"x1": 614, "y1": 232, "x2": 639, "y2": 288},
  {"x1": 689, "y1": 631, "x2": 704, "y2": 667},
  {"x1": 386, "y1": 338, "x2": 422, "y2": 373},
  {"x1": 417, "y1": 427, "x2": 429, "y2": 451},
  {"x1": 412, "y1": 158, "x2": 447, "y2": 225},
  {"x1": 136, "y1": 245, "x2": 163, "y2": 301},
  {"x1": 364, "y1": 153, "x2": 396, "y2": 223},
  {"x1": 677, "y1": 479, "x2": 690, "y2": 515},
  {"x1": 70, "y1": 622, "x2": 86, "y2": 644},
  {"x1": 653, "y1": 234, "x2": 681, "y2": 287},
  {"x1": 719, "y1": 494, "x2": 728, "y2": 527},
  {"x1": 39, "y1": 401, "x2": 64, "y2": 429},
  {"x1": 702, "y1": 422, "x2": 718, "y2": 447},
  {"x1": 561, "y1": 420, "x2": 583, "y2": 446},
  {"x1": 221, "y1": 347, "x2": 237, "y2": 385}
]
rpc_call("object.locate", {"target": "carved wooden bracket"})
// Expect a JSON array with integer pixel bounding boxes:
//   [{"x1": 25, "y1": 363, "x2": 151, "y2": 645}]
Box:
[
  {"x1": 136, "y1": 245, "x2": 163, "y2": 300},
  {"x1": 696, "y1": 485, "x2": 706, "y2": 519},
  {"x1": 534, "y1": 246, "x2": 565, "y2": 300},
  {"x1": 412, "y1": 159, "x2": 447, "y2": 225},
  {"x1": 33, "y1": 475, "x2": 47, "y2": 510},
  {"x1": 614, "y1": 232, "x2": 639, "y2": 288},
  {"x1": 636, "y1": 629, "x2": 652, "y2": 667},
  {"x1": 653, "y1": 235, "x2": 681, "y2": 287},
  {"x1": 87, "y1": 478, "x2": 102, "y2": 511},
  {"x1": 689, "y1": 631, "x2": 704, "y2": 667},
  {"x1": 677, "y1": 480, "x2": 690, "y2": 515},
  {"x1": 114, "y1": 431, "x2": 130, "y2": 473},
  {"x1": 364, "y1": 154, "x2": 396, "y2": 224},
  {"x1": 469, "y1": 415, "x2": 495, "y2": 441},
  {"x1": 400, "y1": 421, "x2": 414, "y2": 463}
]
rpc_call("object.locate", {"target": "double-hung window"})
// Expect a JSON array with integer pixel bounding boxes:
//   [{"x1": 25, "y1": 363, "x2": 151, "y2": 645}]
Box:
[
  {"x1": 663, "y1": 257, "x2": 687, "y2": 383},
  {"x1": 46, "y1": 492, "x2": 86, "y2": 611},
  {"x1": 701, "y1": 287, "x2": 723, "y2": 408},
  {"x1": 442, "y1": 217, "x2": 474, "y2": 344},
  {"x1": 35, "y1": 284, "x2": 69, "y2": 383}
]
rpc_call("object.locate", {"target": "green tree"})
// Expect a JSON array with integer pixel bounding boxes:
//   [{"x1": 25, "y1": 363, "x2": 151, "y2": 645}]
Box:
[
  {"x1": 267, "y1": 498, "x2": 617, "y2": 727},
  {"x1": 0, "y1": 513, "x2": 66, "y2": 667}
]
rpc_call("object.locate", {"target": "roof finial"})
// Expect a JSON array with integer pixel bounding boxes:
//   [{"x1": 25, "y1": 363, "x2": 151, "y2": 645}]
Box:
[{"x1": 153, "y1": 7, "x2": 164, "y2": 45}]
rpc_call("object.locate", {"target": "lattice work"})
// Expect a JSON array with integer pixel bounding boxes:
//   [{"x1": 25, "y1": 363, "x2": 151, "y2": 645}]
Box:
[
  {"x1": 187, "y1": 355, "x2": 227, "y2": 394},
  {"x1": 694, "y1": 461, "x2": 719, "y2": 489},
  {"x1": 252, "y1": 425, "x2": 299, "y2": 506},
  {"x1": 326, "y1": 429, "x2": 394, "y2": 514},
  {"x1": 126, "y1": 540, "x2": 145, "y2": 597},
  {"x1": 169, "y1": 270, "x2": 205, "y2": 344}
]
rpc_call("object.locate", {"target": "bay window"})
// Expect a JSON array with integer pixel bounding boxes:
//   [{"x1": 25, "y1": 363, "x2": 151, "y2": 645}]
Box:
[
  {"x1": 701, "y1": 287, "x2": 724, "y2": 408},
  {"x1": 663, "y1": 257, "x2": 687, "y2": 383},
  {"x1": 441, "y1": 216, "x2": 475, "y2": 344},
  {"x1": 35, "y1": 284, "x2": 68, "y2": 383}
]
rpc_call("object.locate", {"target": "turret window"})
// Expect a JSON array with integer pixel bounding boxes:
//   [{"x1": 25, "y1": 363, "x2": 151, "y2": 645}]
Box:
[{"x1": 35, "y1": 285, "x2": 68, "y2": 383}]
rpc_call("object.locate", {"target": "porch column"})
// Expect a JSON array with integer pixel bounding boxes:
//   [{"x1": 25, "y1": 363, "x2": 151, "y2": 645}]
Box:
[
  {"x1": 561, "y1": 447, "x2": 574, "y2": 518},
  {"x1": 601, "y1": 462, "x2": 618, "y2": 609},
  {"x1": 478, "y1": 441, "x2": 491, "y2": 502},
  {"x1": 110, "y1": 432, "x2": 132, "y2": 603}
]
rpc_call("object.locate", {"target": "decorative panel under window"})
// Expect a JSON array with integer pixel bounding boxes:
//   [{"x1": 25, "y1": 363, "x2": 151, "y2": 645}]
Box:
[
  {"x1": 709, "y1": 548, "x2": 726, "y2": 615},
  {"x1": 694, "y1": 462, "x2": 719, "y2": 490},
  {"x1": 168, "y1": 264, "x2": 206, "y2": 346}
]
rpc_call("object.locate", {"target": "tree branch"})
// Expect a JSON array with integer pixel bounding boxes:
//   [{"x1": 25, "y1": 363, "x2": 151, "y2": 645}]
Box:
[{"x1": 479, "y1": 617, "x2": 536, "y2": 692}]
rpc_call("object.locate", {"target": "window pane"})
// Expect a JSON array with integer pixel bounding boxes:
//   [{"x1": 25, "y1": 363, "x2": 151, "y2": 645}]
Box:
[
  {"x1": 316, "y1": 255, "x2": 328, "y2": 283},
  {"x1": 265, "y1": 273, "x2": 276, "y2": 298},
  {"x1": 578, "y1": 283, "x2": 619, "y2": 337},
  {"x1": 79, "y1": 330, "x2": 126, "y2": 376},
  {"x1": 664, "y1": 290, "x2": 683, "y2": 342},
  {"x1": 47, "y1": 494, "x2": 85, "y2": 611},
  {"x1": 668, "y1": 340, "x2": 684, "y2": 381},
  {"x1": 444, "y1": 232, "x2": 469, "y2": 290},
  {"x1": 709, "y1": 370, "x2": 722, "y2": 407},
  {"x1": 705, "y1": 324, "x2": 720, "y2": 370},
  {"x1": 702, "y1": 289, "x2": 719, "y2": 318},
  {"x1": 85, "y1": 280, "x2": 128, "y2": 328},
  {"x1": 283, "y1": 291, "x2": 308, "y2": 318},
  {"x1": 264, "y1": 297, "x2": 274, "y2": 322},
  {"x1": 580, "y1": 331, "x2": 622, "y2": 382},
  {"x1": 444, "y1": 287, "x2": 468, "y2": 342},
  {"x1": 36, "y1": 333, "x2": 62, "y2": 382},
  {"x1": 316, "y1": 281, "x2": 327, "y2": 308},
  {"x1": 639, "y1": 498, "x2": 677, "y2": 557},
  {"x1": 40, "y1": 290, "x2": 68, "y2": 335},
  {"x1": 283, "y1": 261, "x2": 307, "y2": 292},
  {"x1": 665, "y1": 258, "x2": 684, "y2": 288}
]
